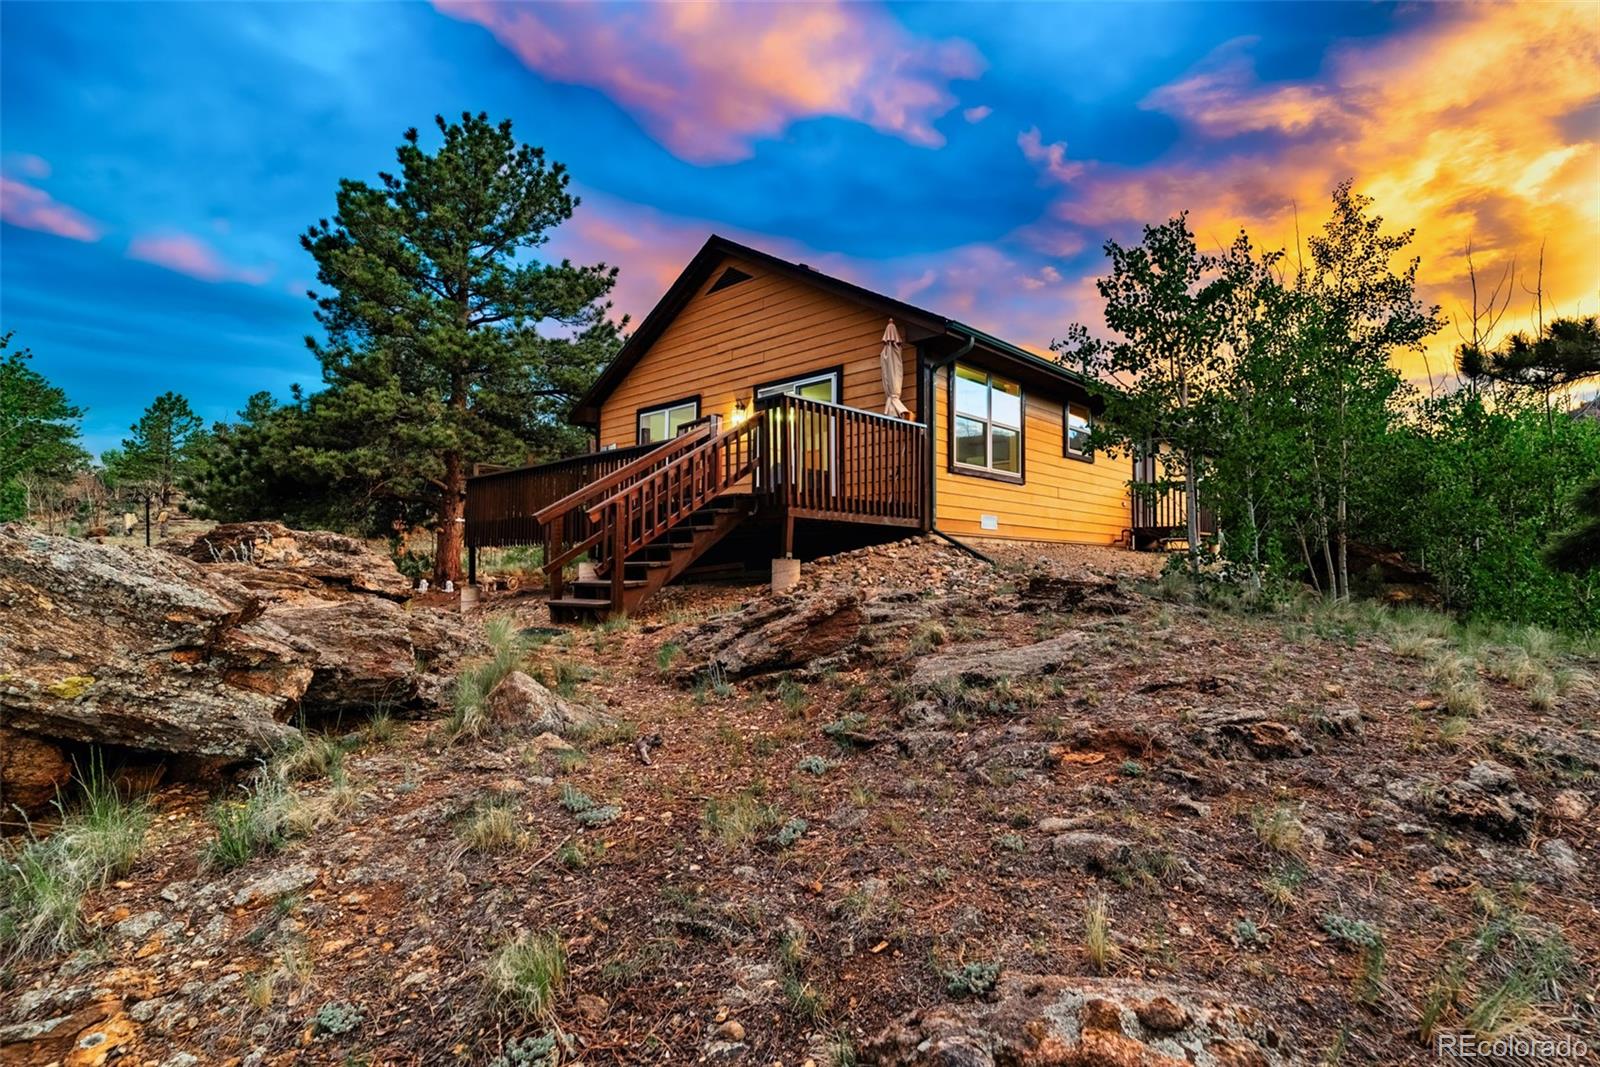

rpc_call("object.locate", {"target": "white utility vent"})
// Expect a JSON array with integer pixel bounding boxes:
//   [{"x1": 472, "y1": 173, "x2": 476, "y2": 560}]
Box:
[{"x1": 980, "y1": 514, "x2": 999, "y2": 531}]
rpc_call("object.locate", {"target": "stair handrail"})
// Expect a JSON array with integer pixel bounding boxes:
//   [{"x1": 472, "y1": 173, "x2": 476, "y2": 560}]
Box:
[
  {"x1": 532, "y1": 422, "x2": 712, "y2": 527},
  {"x1": 539, "y1": 423, "x2": 715, "y2": 601},
  {"x1": 585, "y1": 413, "x2": 766, "y2": 606}
]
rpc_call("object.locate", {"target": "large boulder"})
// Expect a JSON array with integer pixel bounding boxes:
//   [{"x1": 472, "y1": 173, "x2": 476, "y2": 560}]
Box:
[
  {"x1": 483, "y1": 671, "x2": 608, "y2": 736},
  {"x1": 0, "y1": 525, "x2": 308, "y2": 763},
  {"x1": 0, "y1": 524, "x2": 478, "y2": 809},
  {"x1": 865, "y1": 974, "x2": 1294, "y2": 1066},
  {"x1": 676, "y1": 593, "x2": 864, "y2": 680},
  {"x1": 908, "y1": 631, "x2": 1086, "y2": 689},
  {"x1": 172, "y1": 521, "x2": 412, "y2": 600}
]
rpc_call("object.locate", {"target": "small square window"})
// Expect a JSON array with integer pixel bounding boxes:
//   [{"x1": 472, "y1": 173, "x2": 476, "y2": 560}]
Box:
[{"x1": 1066, "y1": 402, "x2": 1093, "y2": 459}]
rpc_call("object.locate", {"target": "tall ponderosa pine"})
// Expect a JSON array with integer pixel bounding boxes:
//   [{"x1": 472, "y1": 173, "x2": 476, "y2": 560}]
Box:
[
  {"x1": 301, "y1": 112, "x2": 622, "y2": 584},
  {"x1": 0, "y1": 332, "x2": 87, "y2": 521}
]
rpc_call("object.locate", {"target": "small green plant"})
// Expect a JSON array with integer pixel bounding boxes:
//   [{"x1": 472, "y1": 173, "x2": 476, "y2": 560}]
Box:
[
  {"x1": 447, "y1": 615, "x2": 534, "y2": 739},
  {"x1": 776, "y1": 675, "x2": 809, "y2": 717},
  {"x1": 1233, "y1": 918, "x2": 1266, "y2": 948},
  {"x1": 655, "y1": 642, "x2": 683, "y2": 672},
  {"x1": 992, "y1": 832, "x2": 1025, "y2": 853},
  {"x1": 946, "y1": 959, "x2": 1001, "y2": 996},
  {"x1": 796, "y1": 754, "x2": 833, "y2": 775},
  {"x1": 559, "y1": 783, "x2": 596, "y2": 813},
  {"x1": 574, "y1": 804, "x2": 620, "y2": 828},
  {"x1": 771, "y1": 817, "x2": 808, "y2": 849},
  {"x1": 487, "y1": 930, "x2": 567, "y2": 1018},
  {"x1": 1262, "y1": 863, "x2": 1305, "y2": 910},
  {"x1": 1118, "y1": 759, "x2": 1145, "y2": 778},
  {"x1": 489, "y1": 1033, "x2": 561, "y2": 1067},
  {"x1": 1321, "y1": 912, "x2": 1382, "y2": 950},
  {"x1": 312, "y1": 1000, "x2": 362, "y2": 1037},
  {"x1": 823, "y1": 712, "x2": 869, "y2": 751}
]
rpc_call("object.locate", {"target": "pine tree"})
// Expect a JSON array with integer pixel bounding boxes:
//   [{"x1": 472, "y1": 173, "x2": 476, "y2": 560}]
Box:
[
  {"x1": 300, "y1": 112, "x2": 622, "y2": 584},
  {"x1": 0, "y1": 332, "x2": 87, "y2": 520},
  {"x1": 106, "y1": 392, "x2": 204, "y2": 512}
]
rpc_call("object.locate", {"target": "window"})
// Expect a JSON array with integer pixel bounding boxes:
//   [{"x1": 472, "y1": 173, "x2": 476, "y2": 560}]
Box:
[
  {"x1": 1065, "y1": 401, "x2": 1093, "y2": 460},
  {"x1": 755, "y1": 369, "x2": 839, "y2": 403},
  {"x1": 637, "y1": 398, "x2": 699, "y2": 444},
  {"x1": 951, "y1": 364, "x2": 1022, "y2": 479}
]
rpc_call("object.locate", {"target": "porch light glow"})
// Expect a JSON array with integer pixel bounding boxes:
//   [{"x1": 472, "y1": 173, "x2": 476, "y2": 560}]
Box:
[{"x1": 729, "y1": 397, "x2": 750, "y2": 427}]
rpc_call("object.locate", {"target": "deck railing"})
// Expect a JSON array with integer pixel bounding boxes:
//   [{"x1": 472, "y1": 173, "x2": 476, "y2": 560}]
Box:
[
  {"x1": 754, "y1": 393, "x2": 927, "y2": 525},
  {"x1": 1131, "y1": 480, "x2": 1216, "y2": 537},
  {"x1": 464, "y1": 443, "x2": 657, "y2": 550}
]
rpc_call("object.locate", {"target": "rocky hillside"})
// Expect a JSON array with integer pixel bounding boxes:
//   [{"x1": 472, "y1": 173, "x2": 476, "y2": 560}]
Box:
[{"x1": 3, "y1": 533, "x2": 1597, "y2": 1066}]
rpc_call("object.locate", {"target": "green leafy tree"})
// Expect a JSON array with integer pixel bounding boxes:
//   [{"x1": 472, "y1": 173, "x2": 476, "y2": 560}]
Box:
[
  {"x1": 299, "y1": 112, "x2": 623, "y2": 583},
  {"x1": 0, "y1": 332, "x2": 87, "y2": 522},
  {"x1": 1290, "y1": 180, "x2": 1443, "y2": 599},
  {"x1": 1546, "y1": 476, "x2": 1600, "y2": 575},
  {"x1": 105, "y1": 392, "x2": 204, "y2": 514},
  {"x1": 1056, "y1": 213, "x2": 1233, "y2": 573}
]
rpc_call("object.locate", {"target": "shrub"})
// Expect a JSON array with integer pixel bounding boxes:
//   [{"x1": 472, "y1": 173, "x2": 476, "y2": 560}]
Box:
[
  {"x1": 0, "y1": 764, "x2": 151, "y2": 961},
  {"x1": 795, "y1": 755, "x2": 833, "y2": 776},
  {"x1": 946, "y1": 960, "x2": 1001, "y2": 996},
  {"x1": 488, "y1": 930, "x2": 567, "y2": 1018}
]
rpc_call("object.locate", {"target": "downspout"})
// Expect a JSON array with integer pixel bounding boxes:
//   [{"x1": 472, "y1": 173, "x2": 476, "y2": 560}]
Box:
[{"x1": 923, "y1": 332, "x2": 988, "y2": 563}]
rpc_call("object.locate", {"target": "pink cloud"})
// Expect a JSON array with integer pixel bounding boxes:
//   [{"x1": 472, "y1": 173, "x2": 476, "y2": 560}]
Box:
[
  {"x1": 1141, "y1": 38, "x2": 1339, "y2": 137},
  {"x1": 435, "y1": 0, "x2": 983, "y2": 163},
  {"x1": 963, "y1": 105, "x2": 993, "y2": 124},
  {"x1": 0, "y1": 176, "x2": 103, "y2": 242},
  {"x1": 1018, "y1": 127, "x2": 1085, "y2": 184},
  {"x1": 127, "y1": 232, "x2": 272, "y2": 285}
]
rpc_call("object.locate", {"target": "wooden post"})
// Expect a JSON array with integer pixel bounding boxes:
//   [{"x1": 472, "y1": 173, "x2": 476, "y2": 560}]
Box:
[
  {"x1": 610, "y1": 499, "x2": 626, "y2": 610},
  {"x1": 546, "y1": 520, "x2": 564, "y2": 602},
  {"x1": 144, "y1": 496, "x2": 151, "y2": 547}
]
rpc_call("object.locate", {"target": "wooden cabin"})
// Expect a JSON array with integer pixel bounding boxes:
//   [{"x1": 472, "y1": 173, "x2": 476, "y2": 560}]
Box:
[{"x1": 466, "y1": 236, "x2": 1210, "y2": 620}]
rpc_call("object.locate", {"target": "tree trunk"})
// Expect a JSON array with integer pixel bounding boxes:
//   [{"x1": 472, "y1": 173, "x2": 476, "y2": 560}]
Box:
[
  {"x1": 1184, "y1": 449, "x2": 1201, "y2": 575},
  {"x1": 435, "y1": 450, "x2": 466, "y2": 587}
]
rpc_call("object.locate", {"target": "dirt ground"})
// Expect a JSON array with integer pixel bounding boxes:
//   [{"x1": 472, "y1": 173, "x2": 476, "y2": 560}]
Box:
[{"x1": 5, "y1": 538, "x2": 1597, "y2": 1065}]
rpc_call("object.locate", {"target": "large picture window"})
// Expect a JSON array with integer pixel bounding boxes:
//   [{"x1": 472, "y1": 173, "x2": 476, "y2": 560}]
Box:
[
  {"x1": 1065, "y1": 401, "x2": 1093, "y2": 460},
  {"x1": 637, "y1": 398, "x2": 699, "y2": 444},
  {"x1": 951, "y1": 363, "x2": 1022, "y2": 479}
]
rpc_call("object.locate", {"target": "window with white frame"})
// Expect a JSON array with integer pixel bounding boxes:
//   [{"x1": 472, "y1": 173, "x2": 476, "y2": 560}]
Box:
[
  {"x1": 951, "y1": 363, "x2": 1022, "y2": 477},
  {"x1": 1065, "y1": 401, "x2": 1093, "y2": 459},
  {"x1": 637, "y1": 399, "x2": 699, "y2": 444}
]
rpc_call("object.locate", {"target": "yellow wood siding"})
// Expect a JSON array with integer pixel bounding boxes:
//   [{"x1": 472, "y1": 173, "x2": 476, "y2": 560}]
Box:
[
  {"x1": 933, "y1": 369, "x2": 1130, "y2": 544},
  {"x1": 597, "y1": 255, "x2": 919, "y2": 448}
]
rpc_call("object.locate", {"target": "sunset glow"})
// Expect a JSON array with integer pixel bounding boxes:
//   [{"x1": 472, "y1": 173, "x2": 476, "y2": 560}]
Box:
[{"x1": 2, "y1": 1, "x2": 1596, "y2": 452}]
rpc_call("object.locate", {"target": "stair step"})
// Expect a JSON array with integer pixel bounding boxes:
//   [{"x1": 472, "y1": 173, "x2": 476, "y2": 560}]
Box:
[
  {"x1": 547, "y1": 597, "x2": 613, "y2": 610},
  {"x1": 572, "y1": 579, "x2": 647, "y2": 592}
]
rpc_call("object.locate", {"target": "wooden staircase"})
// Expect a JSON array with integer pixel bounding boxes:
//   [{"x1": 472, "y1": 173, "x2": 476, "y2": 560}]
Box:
[{"x1": 534, "y1": 414, "x2": 765, "y2": 623}]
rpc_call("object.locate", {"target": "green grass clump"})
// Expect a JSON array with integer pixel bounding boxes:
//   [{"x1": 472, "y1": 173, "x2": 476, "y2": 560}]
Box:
[
  {"x1": 448, "y1": 615, "x2": 533, "y2": 740},
  {"x1": 704, "y1": 790, "x2": 780, "y2": 850},
  {"x1": 0, "y1": 763, "x2": 151, "y2": 961},
  {"x1": 487, "y1": 930, "x2": 567, "y2": 1018}
]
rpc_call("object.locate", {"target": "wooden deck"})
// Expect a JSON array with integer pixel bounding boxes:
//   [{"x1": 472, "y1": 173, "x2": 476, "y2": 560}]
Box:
[{"x1": 466, "y1": 394, "x2": 928, "y2": 619}]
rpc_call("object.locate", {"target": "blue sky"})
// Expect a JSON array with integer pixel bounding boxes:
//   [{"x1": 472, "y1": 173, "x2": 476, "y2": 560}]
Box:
[{"x1": 3, "y1": 2, "x2": 1595, "y2": 456}]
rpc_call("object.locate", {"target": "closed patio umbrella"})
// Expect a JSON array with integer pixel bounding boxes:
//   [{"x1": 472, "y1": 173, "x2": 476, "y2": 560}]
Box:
[{"x1": 881, "y1": 319, "x2": 909, "y2": 418}]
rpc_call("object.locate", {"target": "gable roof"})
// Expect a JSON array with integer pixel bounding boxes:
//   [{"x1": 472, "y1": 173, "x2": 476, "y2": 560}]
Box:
[{"x1": 571, "y1": 234, "x2": 1097, "y2": 425}]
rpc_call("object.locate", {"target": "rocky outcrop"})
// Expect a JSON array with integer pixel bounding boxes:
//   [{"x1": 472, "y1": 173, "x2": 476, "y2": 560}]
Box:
[
  {"x1": 0, "y1": 524, "x2": 476, "y2": 811},
  {"x1": 0, "y1": 727, "x2": 73, "y2": 813},
  {"x1": 1428, "y1": 760, "x2": 1542, "y2": 841},
  {"x1": 865, "y1": 974, "x2": 1294, "y2": 1066},
  {"x1": 908, "y1": 631, "x2": 1086, "y2": 689},
  {"x1": 173, "y1": 521, "x2": 411, "y2": 600},
  {"x1": 676, "y1": 593, "x2": 864, "y2": 680},
  {"x1": 1190, "y1": 709, "x2": 1313, "y2": 760}
]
